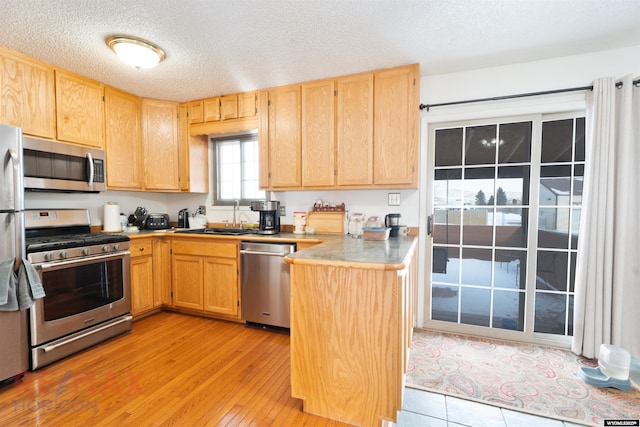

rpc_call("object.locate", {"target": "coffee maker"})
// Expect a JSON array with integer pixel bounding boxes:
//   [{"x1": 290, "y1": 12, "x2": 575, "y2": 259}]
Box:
[
  {"x1": 178, "y1": 208, "x2": 190, "y2": 228},
  {"x1": 385, "y1": 213, "x2": 401, "y2": 237},
  {"x1": 250, "y1": 200, "x2": 281, "y2": 234}
]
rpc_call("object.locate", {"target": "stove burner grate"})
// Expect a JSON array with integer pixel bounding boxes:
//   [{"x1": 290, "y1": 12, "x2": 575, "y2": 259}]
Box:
[{"x1": 26, "y1": 233, "x2": 130, "y2": 253}]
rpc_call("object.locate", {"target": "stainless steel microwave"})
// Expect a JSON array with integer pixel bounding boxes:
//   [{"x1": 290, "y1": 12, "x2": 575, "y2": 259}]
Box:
[{"x1": 22, "y1": 136, "x2": 106, "y2": 192}]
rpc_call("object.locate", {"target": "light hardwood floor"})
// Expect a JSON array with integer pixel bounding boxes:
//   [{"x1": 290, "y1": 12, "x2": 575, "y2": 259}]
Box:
[{"x1": 0, "y1": 313, "x2": 350, "y2": 426}]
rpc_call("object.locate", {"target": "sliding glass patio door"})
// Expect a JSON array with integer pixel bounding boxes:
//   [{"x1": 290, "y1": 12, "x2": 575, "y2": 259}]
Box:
[{"x1": 426, "y1": 114, "x2": 584, "y2": 345}]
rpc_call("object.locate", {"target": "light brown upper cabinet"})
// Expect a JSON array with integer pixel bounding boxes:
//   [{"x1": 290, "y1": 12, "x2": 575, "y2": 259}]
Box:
[
  {"x1": 301, "y1": 78, "x2": 335, "y2": 187},
  {"x1": 0, "y1": 46, "x2": 56, "y2": 138},
  {"x1": 178, "y1": 103, "x2": 208, "y2": 193},
  {"x1": 55, "y1": 70, "x2": 104, "y2": 148},
  {"x1": 188, "y1": 100, "x2": 204, "y2": 124},
  {"x1": 267, "y1": 84, "x2": 301, "y2": 188},
  {"x1": 104, "y1": 86, "x2": 143, "y2": 190},
  {"x1": 257, "y1": 90, "x2": 270, "y2": 189},
  {"x1": 373, "y1": 64, "x2": 419, "y2": 186},
  {"x1": 203, "y1": 97, "x2": 221, "y2": 122},
  {"x1": 336, "y1": 72, "x2": 374, "y2": 186},
  {"x1": 220, "y1": 95, "x2": 238, "y2": 120},
  {"x1": 189, "y1": 91, "x2": 256, "y2": 124},
  {"x1": 238, "y1": 91, "x2": 257, "y2": 118},
  {"x1": 142, "y1": 99, "x2": 180, "y2": 191},
  {"x1": 259, "y1": 63, "x2": 418, "y2": 191}
]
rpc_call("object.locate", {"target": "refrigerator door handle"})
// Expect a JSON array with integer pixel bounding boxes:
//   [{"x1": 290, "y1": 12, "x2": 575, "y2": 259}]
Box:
[{"x1": 7, "y1": 148, "x2": 24, "y2": 211}]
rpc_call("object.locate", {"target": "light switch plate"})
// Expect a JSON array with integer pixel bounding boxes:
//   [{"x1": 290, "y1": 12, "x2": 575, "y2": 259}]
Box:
[
  {"x1": 279, "y1": 205, "x2": 286, "y2": 216},
  {"x1": 388, "y1": 193, "x2": 400, "y2": 206}
]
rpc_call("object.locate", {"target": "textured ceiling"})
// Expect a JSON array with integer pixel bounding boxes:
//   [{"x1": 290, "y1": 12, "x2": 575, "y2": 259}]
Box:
[{"x1": 0, "y1": 0, "x2": 638, "y2": 102}]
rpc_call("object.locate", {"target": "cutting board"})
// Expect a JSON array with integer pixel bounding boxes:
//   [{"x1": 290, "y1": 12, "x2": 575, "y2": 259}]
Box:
[{"x1": 305, "y1": 211, "x2": 345, "y2": 234}]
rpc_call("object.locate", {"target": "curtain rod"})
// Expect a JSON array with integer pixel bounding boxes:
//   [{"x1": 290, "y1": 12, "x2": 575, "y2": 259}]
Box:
[{"x1": 419, "y1": 78, "x2": 640, "y2": 112}]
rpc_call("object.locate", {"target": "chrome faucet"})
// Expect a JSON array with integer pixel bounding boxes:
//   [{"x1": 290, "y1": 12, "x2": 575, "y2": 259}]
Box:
[{"x1": 232, "y1": 199, "x2": 239, "y2": 228}]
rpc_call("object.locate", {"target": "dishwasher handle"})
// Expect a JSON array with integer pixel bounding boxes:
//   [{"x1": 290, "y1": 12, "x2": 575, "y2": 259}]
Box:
[{"x1": 240, "y1": 249, "x2": 291, "y2": 257}]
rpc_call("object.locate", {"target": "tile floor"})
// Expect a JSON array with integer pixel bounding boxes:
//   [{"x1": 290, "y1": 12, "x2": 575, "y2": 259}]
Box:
[{"x1": 394, "y1": 387, "x2": 587, "y2": 427}]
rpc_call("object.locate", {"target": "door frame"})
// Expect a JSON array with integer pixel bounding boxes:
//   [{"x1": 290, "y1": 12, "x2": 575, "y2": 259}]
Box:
[{"x1": 416, "y1": 95, "x2": 586, "y2": 349}]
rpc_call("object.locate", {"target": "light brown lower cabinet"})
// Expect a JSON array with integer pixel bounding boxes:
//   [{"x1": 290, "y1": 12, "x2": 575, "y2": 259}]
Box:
[
  {"x1": 132, "y1": 237, "x2": 322, "y2": 320},
  {"x1": 130, "y1": 239, "x2": 155, "y2": 317},
  {"x1": 130, "y1": 238, "x2": 171, "y2": 317},
  {"x1": 171, "y1": 239, "x2": 239, "y2": 318},
  {"x1": 286, "y1": 241, "x2": 417, "y2": 426},
  {"x1": 153, "y1": 239, "x2": 172, "y2": 307}
]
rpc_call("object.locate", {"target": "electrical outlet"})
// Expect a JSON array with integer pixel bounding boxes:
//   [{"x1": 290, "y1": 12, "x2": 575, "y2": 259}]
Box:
[
  {"x1": 279, "y1": 205, "x2": 286, "y2": 216},
  {"x1": 198, "y1": 205, "x2": 206, "y2": 215},
  {"x1": 388, "y1": 193, "x2": 400, "y2": 206}
]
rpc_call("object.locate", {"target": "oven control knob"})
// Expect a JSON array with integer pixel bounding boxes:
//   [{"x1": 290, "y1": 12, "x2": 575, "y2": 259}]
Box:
[
  {"x1": 102, "y1": 245, "x2": 111, "y2": 252},
  {"x1": 114, "y1": 244, "x2": 121, "y2": 251},
  {"x1": 44, "y1": 253, "x2": 54, "y2": 261},
  {"x1": 82, "y1": 248, "x2": 90, "y2": 256},
  {"x1": 59, "y1": 251, "x2": 69, "y2": 259}
]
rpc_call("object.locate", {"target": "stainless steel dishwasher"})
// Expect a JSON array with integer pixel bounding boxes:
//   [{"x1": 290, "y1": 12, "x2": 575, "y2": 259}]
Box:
[{"x1": 240, "y1": 241, "x2": 296, "y2": 329}]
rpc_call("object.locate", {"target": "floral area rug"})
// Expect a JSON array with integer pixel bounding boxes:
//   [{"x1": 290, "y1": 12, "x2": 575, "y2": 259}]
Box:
[{"x1": 406, "y1": 329, "x2": 640, "y2": 426}]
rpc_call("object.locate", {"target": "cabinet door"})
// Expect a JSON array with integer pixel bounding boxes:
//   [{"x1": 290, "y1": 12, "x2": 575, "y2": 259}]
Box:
[
  {"x1": 55, "y1": 70, "x2": 104, "y2": 148},
  {"x1": 268, "y1": 84, "x2": 301, "y2": 188},
  {"x1": 257, "y1": 90, "x2": 270, "y2": 189},
  {"x1": 203, "y1": 257, "x2": 238, "y2": 316},
  {"x1": 238, "y1": 91, "x2": 256, "y2": 118},
  {"x1": 178, "y1": 103, "x2": 209, "y2": 193},
  {"x1": 188, "y1": 100, "x2": 204, "y2": 124},
  {"x1": 220, "y1": 95, "x2": 238, "y2": 120},
  {"x1": 204, "y1": 97, "x2": 220, "y2": 122},
  {"x1": 172, "y1": 254, "x2": 204, "y2": 310},
  {"x1": 153, "y1": 239, "x2": 172, "y2": 307},
  {"x1": 131, "y1": 255, "x2": 154, "y2": 316},
  {"x1": 142, "y1": 99, "x2": 180, "y2": 190},
  {"x1": 336, "y1": 72, "x2": 374, "y2": 186},
  {"x1": 130, "y1": 239, "x2": 154, "y2": 317},
  {"x1": 373, "y1": 65, "x2": 419, "y2": 186},
  {"x1": 301, "y1": 79, "x2": 335, "y2": 187},
  {"x1": 178, "y1": 103, "x2": 190, "y2": 191},
  {"x1": 0, "y1": 47, "x2": 56, "y2": 138},
  {"x1": 104, "y1": 86, "x2": 143, "y2": 190}
]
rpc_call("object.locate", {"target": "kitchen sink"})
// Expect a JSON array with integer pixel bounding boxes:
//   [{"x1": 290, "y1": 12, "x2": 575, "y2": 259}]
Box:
[{"x1": 175, "y1": 227, "x2": 255, "y2": 236}]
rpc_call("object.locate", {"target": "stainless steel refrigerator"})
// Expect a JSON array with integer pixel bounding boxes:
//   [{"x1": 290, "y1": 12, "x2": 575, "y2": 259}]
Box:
[{"x1": 0, "y1": 124, "x2": 28, "y2": 383}]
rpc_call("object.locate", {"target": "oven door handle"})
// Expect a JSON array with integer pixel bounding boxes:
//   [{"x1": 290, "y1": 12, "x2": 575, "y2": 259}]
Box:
[
  {"x1": 36, "y1": 251, "x2": 130, "y2": 271},
  {"x1": 41, "y1": 315, "x2": 133, "y2": 353}
]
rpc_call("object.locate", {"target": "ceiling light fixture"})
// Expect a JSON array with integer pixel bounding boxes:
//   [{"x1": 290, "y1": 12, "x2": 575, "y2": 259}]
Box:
[{"x1": 106, "y1": 35, "x2": 165, "y2": 69}]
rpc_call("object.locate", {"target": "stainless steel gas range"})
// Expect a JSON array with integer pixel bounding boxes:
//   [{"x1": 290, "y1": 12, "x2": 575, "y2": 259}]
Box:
[{"x1": 25, "y1": 209, "x2": 132, "y2": 369}]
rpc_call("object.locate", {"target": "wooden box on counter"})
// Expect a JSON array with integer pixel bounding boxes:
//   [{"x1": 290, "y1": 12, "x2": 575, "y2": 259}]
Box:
[{"x1": 305, "y1": 211, "x2": 345, "y2": 234}]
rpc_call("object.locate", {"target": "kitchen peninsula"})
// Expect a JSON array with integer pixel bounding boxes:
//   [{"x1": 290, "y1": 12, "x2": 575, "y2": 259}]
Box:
[{"x1": 285, "y1": 236, "x2": 418, "y2": 426}]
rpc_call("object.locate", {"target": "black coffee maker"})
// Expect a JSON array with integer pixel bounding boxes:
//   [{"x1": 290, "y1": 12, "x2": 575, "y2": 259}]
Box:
[
  {"x1": 250, "y1": 200, "x2": 280, "y2": 235},
  {"x1": 385, "y1": 213, "x2": 401, "y2": 237},
  {"x1": 178, "y1": 208, "x2": 189, "y2": 228}
]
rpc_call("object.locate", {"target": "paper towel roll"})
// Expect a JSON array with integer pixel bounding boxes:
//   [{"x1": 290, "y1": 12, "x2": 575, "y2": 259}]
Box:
[{"x1": 103, "y1": 203, "x2": 121, "y2": 232}]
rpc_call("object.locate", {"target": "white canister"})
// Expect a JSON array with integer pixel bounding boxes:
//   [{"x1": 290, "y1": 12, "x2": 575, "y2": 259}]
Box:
[
  {"x1": 293, "y1": 212, "x2": 306, "y2": 234},
  {"x1": 348, "y1": 213, "x2": 365, "y2": 238}
]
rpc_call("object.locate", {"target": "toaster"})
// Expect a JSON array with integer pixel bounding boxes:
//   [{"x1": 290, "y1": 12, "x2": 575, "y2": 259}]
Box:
[{"x1": 144, "y1": 213, "x2": 170, "y2": 230}]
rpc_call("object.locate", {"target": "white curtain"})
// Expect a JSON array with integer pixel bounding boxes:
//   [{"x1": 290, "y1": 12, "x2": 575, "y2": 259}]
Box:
[{"x1": 572, "y1": 75, "x2": 640, "y2": 359}]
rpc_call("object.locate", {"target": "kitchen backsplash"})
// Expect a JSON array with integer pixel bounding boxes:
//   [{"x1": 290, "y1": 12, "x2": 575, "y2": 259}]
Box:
[{"x1": 26, "y1": 188, "x2": 420, "y2": 228}]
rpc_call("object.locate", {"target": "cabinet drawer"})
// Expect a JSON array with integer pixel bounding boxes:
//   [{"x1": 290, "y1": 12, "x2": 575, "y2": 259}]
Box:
[
  {"x1": 130, "y1": 240, "x2": 153, "y2": 257},
  {"x1": 172, "y1": 240, "x2": 237, "y2": 258}
]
